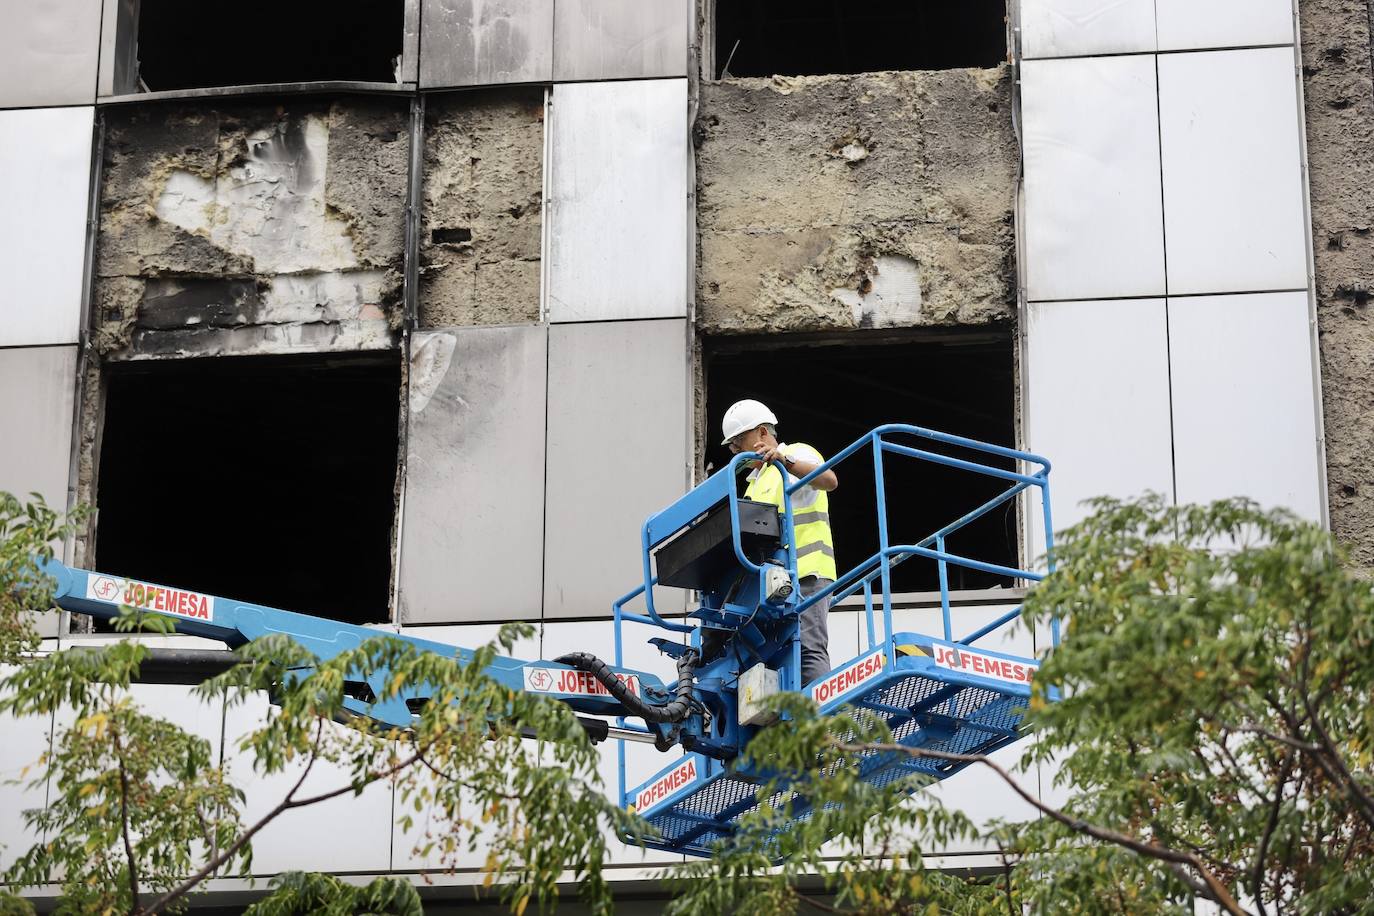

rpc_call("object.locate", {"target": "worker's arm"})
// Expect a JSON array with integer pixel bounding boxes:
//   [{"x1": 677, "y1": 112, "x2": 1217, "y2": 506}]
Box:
[{"x1": 757, "y1": 445, "x2": 838, "y2": 491}]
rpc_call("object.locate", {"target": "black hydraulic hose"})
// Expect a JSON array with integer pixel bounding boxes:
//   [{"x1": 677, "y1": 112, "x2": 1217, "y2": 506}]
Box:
[{"x1": 554, "y1": 649, "x2": 700, "y2": 724}]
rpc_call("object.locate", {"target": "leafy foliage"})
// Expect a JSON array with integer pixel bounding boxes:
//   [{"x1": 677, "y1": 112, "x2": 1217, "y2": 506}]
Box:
[
  {"x1": 3, "y1": 494, "x2": 1373, "y2": 915},
  {"x1": 0, "y1": 492, "x2": 87, "y2": 662},
  {"x1": 1014, "y1": 495, "x2": 1374, "y2": 914},
  {"x1": 240, "y1": 872, "x2": 421, "y2": 916}
]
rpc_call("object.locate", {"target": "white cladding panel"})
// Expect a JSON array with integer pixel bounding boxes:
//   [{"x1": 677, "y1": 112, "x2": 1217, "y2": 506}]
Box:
[
  {"x1": 1158, "y1": 48, "x2": 1307, "y2": 296},
  {"x1": 1019, "y1": 0, "x2": 1157, "y2": 59},
  {"x1": 553, "y1": 0, "x2": 688, "y2": 81},
  {"x1": 546, "y1": 79, "x2": 688, "y2": 322},
  {"x1": 1168, "y1": 292, "x2": 1322, "y2": 520},
  {"x1": 1026, "y1": 299, "x2": 1175, "y2": 559},
  {"x1": 0, "y1": 0, "x2": 101, "y2": 107},
  {"x1": 394, "y1": 622, "x2": 540, "y2": 870},
  {"x1": 0, "y1": 106, "x2": 93, "y2": 347},
  {"x1": 0, "y1": 663, "x2": 54, "y2": 873},
  {"x1": 543, "y1": 319, "x2": 689, "y2": 618},
  {"x1": 1154, "y1": 0, "x2": 1295, "y2": 52},
  {"x1": 1021, "y1": 57, "x2": 1165, "y2": 302},
  {"x1": 0, "y1": 345, "x2": 77, "y2": 507},
  {"x1": 420, "y1": 0, "x2": 554, "y2": 88},
  {"x1": 224, "y1": 692, "x2": 395, "y2": 873},
  {"x1": 400, "y1": 326, "x2": 547, "y2": 623}
]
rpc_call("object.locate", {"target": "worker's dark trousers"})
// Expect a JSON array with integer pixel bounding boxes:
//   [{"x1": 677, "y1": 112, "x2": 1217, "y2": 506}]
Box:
[{"x1": 799, "y1": 575, "x2": 833, "y2": 686}]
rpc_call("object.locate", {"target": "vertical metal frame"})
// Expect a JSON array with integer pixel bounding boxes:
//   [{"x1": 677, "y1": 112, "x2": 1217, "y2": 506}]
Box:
[
  {"x1": 1289, "y1": 0, "x2": 1332, "y2": 530},
  {"x1": 97, "y1": 0, "x2": 139, "y2": 98}
]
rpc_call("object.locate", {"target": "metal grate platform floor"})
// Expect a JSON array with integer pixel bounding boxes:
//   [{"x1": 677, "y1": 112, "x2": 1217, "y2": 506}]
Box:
[{"x1": 626, "y1": 636, "x2": 1039, "y2": 858}]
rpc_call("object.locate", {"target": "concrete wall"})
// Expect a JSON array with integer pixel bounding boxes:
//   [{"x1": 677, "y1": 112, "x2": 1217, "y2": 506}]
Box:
[
  {"x1": 1301, "y1": 0, "x2": 1374, "y2": 569},
  {"x1": 696, "y1": 69, "x2": 1017, "y2": 334}
]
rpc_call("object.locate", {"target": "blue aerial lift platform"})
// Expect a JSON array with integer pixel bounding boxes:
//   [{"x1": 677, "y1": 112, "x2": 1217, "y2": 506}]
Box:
[{"x1": 38, "y1": 424, "x2": 1056, "y2": 859}]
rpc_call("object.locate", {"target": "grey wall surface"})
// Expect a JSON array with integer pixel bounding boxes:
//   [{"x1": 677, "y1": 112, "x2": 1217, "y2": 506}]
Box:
[
  {"x1": 0, "y1": 106, "x2": 94, "y2": 348},
  {"x1": 0, "y1": 346, "x2": 77, "y2": 507},
  {"x1": 0, "y1": 0, "x2": 102, "y2": 107},
  {"x1": 400, "y1": 325, "x2": 548, "y2": 623},
  {"x1": 552, "y1": 0, "x2": 688, "y2": 81},
  {"x1": 420, "y1": 0, "x2": 554, "y2": 88},
  {"x1": 543, "y1": 319, "x2": 689, "y2": 619},
  {"x1": 420, "y1": 0, "x2": 688, "y2": 88},
  {"x1": 546, "y1": 79, "x2": 689, "y2": 322}
]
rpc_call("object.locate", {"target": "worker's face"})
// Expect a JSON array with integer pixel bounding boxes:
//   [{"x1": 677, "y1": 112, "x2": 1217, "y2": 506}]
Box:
[{"x1": 727, "y1": 425, "x2": 775, "y2": 461}]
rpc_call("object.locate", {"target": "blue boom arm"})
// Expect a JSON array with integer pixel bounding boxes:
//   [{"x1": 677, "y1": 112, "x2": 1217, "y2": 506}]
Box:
[
  {"x1": 38, "y1": 557, "x2": 683, "y2": 739},
  {"x1": 36, "y1": 424, "x2": 1059, "y2": 859}
]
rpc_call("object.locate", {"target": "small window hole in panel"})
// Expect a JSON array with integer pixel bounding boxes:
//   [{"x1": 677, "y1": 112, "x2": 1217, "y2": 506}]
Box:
[
  {"x1": 93, "y1": 351, "x2": 402, "y2": 626},
  {"x1": 131, "y1": 0, "x2": 405, "y2": 92},
  {"x1": 713, "y1": 0, "x2": 1006, "y2": 79},
  {"x1": 705, "y1": 330, "x2": 1017, "y2": 593}
]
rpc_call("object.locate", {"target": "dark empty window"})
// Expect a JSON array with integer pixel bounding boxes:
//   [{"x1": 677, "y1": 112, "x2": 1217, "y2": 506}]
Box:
[
  {"x1": 714, "y1": 0, "x2": 1006, "y2": 79},
  {"x1": 706, "y1": 332, "x2": 1016, "y2": 593},
  {"x1": 94, "y1": 353, "x2": 401, "y2": 625},
  {"x1": 132, "y1": 0, "x2": 404, "y2": 92}
]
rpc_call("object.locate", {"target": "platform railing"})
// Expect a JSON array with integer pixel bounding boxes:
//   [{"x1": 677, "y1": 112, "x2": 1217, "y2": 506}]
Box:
[{"x1": 784, "y1": 424, "x2": 1056, "y2": 670}]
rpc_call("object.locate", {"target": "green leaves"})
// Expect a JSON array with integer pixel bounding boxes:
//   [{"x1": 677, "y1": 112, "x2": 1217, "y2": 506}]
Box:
[{"x1": 0, "y1": 492, "x2": 88, "y2": 663}]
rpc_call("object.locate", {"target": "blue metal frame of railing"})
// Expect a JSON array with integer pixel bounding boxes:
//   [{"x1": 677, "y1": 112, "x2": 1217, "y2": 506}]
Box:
[
  {"x1": 607, "y1": 424, "x2": 1056, "y2": 797},
  {"x1": 786, "y1": 424, "x2": 1057, "y2": 672}
]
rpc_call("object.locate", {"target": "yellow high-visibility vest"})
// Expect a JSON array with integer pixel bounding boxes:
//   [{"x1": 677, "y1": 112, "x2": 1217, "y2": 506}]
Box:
[{"x1": 744, "y1": 442, "x2": 836, "y2": 581}]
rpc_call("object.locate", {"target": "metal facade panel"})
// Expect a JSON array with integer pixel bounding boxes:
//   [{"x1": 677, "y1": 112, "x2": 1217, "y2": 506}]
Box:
[
  {"x1": 1155, "y1": 0, "x2": 1294, "y2": 51},
  {"x1": 1021, "y1": 57, "x2": 1165, "y2": 302},
  {"x1": 0, "y1": 0, "x2": 101, "y2": 107},
  {"x1": 419, "y1": 0, "x2": 554, "y2": 88},
  {"x1": 543, "y1": 319, "x2": 688, "y2": 619},
  {"x1": 1019, "y1": 0, "x2": 1157, "y2": 59},
  {"x1": 1158, "y1": 48, "x2": 1308, "y2": 296},
  {"x1": 223, "y1": 692, "x2": 395, "y2": 872},
  {"x1": 546, "y1": 79, "x2": 688, "y2": 322},
  {"x1": 0, "y1": 346, "x2": 77, "y2": 507},
  {"x1": 3, "y1": 110, "x2": 90, "y2": 334},
  {"x1": 1026, "y1": 299, "x2": 1174, "y2": 560},
  {"x1": 0, "y1": 664, "x2": 53, "y2": 872},
  {"x1": 0, "y1": 107, "x2": 93, "y2": 347},
  {"x1": 96, "y1": 0, "x2": 138, "y2": 98},
  {"x1": 399, "y1": 326, "x2": 547, "y2": 623},
  {"x1": 553, "y1": 0, "x2": 688, "y2": 81},
  {"x1": 1169, "y1": 292, "x2": 1323, "y2": 521},
  {"x1": 393, "y1": 622, "x2": 541, "y2": 869}
]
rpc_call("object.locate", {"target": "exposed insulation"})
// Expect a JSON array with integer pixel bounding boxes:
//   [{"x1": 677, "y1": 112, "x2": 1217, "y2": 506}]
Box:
[
  {"x1": 420, "y1": 89, "x2": 545, "y2": 327},
  {"x1": 695, "y1": 68, "x2": 1017, "y2": 334}
]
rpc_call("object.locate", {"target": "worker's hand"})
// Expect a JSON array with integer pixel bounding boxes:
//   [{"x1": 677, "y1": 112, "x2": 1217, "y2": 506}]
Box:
[{"x1": 756, "y1": 444, "x2": 784, "y2": 466}]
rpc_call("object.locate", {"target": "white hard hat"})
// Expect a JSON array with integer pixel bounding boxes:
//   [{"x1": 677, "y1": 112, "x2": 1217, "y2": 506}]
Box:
[{"x1": 721, "y1": 399, "x2": 778, "y2": 444}]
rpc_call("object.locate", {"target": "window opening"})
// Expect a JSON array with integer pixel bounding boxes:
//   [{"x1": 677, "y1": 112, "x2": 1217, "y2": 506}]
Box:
[
  {"x1": 94, "y1": 352, "x2": 401, "y2": 625},
  {"x1": 130, "y1": 0, "x2": 405, "y2": 92},
  {"x1": 713, "y1": 0, "x2": 1006, "y2": 79},
  {"x1": 706, "y1": 332, "x2": 1016, "y2": 593}
]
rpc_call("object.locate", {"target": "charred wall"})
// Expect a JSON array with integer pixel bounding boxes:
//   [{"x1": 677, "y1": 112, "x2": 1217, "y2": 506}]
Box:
[
  {"x1": 93, "y1": 98, "x2": 411, "y2": 359},
  {"x1": 694, "y1": 68, "x2": 1017, "y2": 335},
  {"x1": 1301, "y1": 0, "x2": 1374, "y2": 568},
  {"x1": 419, "y1": 89, "x2": 544, "y2": 327}
]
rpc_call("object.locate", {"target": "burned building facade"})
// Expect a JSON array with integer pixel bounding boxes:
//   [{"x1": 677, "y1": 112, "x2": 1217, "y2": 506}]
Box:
[{"x1": 0, "y1": 0, "x2": 1359, "y2": 904}]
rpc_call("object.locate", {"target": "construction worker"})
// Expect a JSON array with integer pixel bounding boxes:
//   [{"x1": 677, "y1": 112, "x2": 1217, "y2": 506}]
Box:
[{"x1": 721, "y1": 399, "x2": 838, "y2": 686}]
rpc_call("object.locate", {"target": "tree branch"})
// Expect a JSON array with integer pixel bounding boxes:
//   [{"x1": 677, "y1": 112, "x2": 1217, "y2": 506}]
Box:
[
  {"x1": 110, "y1": 718, "x2": 142, "y2": 915},
  {"x1": 1298, "y1": 687, "x2": 1374, "y2": 829},
  {"x1": 833, "y1": 740, "x2": 1250, "y2": 916},
  {"x1": 142, "y1": 717, "x2": 367, "y2": 915},
  {"x1": 1249, "y1": 748, "x2": 1292, "y2": 916}
]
